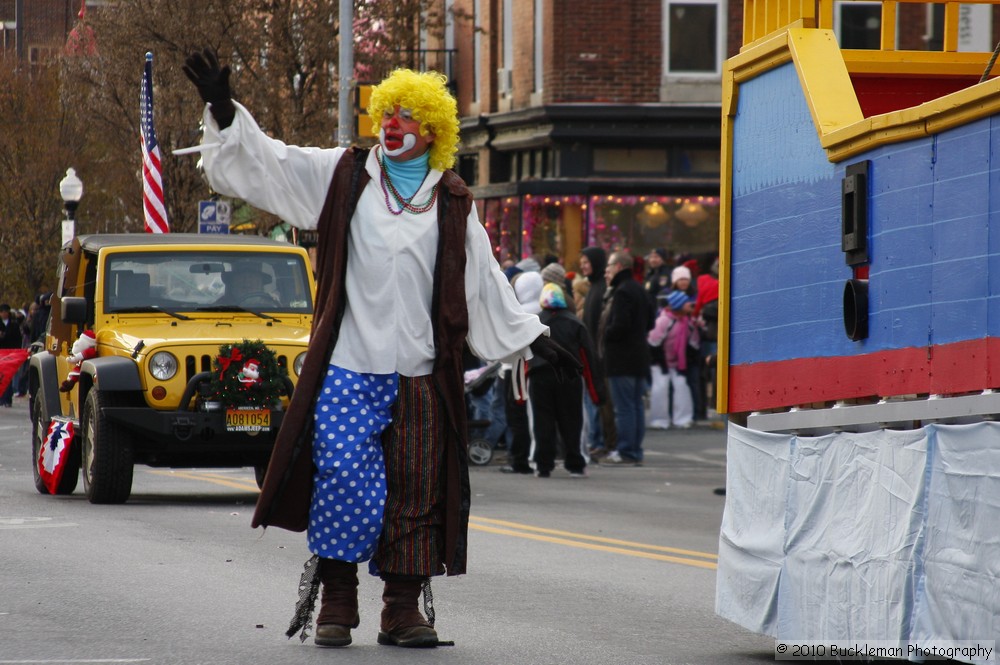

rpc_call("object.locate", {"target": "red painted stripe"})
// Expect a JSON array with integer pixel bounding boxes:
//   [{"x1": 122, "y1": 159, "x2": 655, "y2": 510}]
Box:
[
  {"x1": 851, "y1": 75, "x2": 980, "y2": 118},
  {"x1": 728, "y1": 338, "x2": 1000, "y2": 413}
]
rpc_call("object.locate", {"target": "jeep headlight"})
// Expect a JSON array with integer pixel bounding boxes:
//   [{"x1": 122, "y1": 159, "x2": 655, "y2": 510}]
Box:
[
  {"x1": 293, "y1": 352, "x2": 306, "y2": 377},
  {"x1": 149, "y1": 351, "x2": 178, "y2": 381}
]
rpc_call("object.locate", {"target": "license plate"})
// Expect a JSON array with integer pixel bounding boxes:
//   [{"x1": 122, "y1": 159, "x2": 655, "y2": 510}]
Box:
[{"x1": 225, "y1": 408, "x2": 271, "y2": 432}]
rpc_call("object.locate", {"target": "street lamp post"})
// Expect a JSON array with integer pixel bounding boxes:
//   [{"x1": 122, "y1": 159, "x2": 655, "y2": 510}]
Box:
[{"x1": 59, "y1": 167, "x2": 83, "y2": 245}]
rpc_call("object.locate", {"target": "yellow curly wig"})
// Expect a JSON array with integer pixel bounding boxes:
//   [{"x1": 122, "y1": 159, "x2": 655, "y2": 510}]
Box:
[{"x1": 368, "y1": 69, "x2": 460, "y2": 171}]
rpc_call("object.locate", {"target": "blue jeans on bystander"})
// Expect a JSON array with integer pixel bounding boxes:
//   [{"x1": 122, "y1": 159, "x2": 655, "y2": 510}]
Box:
[
  {"x1": 608, "y1": 375, "x2": 648, "y2": 463},
  {"x1": 582, "y1": 387, "x2": 604, "y2": 451}
]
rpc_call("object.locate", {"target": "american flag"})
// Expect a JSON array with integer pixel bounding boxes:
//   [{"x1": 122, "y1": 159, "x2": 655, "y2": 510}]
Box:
[{"x1": 140, "y1": 52, "x2": 169, "y2": 233}]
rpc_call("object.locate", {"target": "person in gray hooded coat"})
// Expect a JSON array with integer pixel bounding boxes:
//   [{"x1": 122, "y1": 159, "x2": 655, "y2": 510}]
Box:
[{"x1": 578, "y1": 247, "x2": 615, "y2": 455}]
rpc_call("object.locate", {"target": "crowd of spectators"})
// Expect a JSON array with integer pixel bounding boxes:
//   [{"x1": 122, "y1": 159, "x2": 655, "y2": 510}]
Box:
[
  {"x1": 0, "y1": 292, "x2": 51, "y2": 406},
  {"x1": 467, "y1": 248, "x2": 720, "y2": 477}
]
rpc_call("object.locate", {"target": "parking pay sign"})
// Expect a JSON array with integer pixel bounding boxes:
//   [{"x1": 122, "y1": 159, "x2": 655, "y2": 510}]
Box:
[{"x1": 198, "y1": 199, "x2": 231, "y2": 234}]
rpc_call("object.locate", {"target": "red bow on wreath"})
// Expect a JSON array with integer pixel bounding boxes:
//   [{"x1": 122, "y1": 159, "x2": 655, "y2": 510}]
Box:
[{"x1": 217, "y1": 347, "x2": 243, "y2": 379}]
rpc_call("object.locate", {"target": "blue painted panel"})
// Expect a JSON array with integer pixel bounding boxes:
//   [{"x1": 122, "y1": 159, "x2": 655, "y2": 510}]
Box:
[
  {"x1": 930, "y1": 122, "x2": 991, "y2": 344},
  {"x1": 931, "y1": 219, "x2": 987, "y2": 264},
  {"x1": 732, "y1": 190, "x2": 841, "y2": 261},
  {"x1": 732, "y1": 63, "x2": 836, "y2": 197},
  {"x1": 731, "y1": 281, "x2": 846, "y2": 361},
  {"x1": 933, "y1": 119, "x2": 990, "y2": 182},
  {"x1": 874, "y1": 268, "x2": 930, "y2": 311},
  {"x1": 874, "y1": 304, "x2": 932, "y2": 349},
  {"x1": 728, "y1": 67, "x2": 1000, "y2": 367},
  {"x1": 730, "y1": 64, "x2": 843, "y2": 366},
  {"x1": 867, "y1": 139, "x2": 935, "y2": 348},
  {"x1": 729, "y1": 180, "x2": 846, "y2": 363},
  {"x1": 730, "y1": 207, "x2": 841, "y2": 316},
  {"x1": 930, "y1": 299, "x2": 988, "y2": 344},
  {"x1": 989, "y1": 117, "x2": 1000, "y2": 337}
]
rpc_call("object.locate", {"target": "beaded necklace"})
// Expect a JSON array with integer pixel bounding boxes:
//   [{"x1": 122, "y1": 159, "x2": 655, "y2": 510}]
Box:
[{"x1": 377, "y1": 149, "x2": 439, "y2": 215}]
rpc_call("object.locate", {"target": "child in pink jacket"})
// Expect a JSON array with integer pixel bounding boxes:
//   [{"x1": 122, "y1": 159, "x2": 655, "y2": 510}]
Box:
[{"x1": 648, "y1": 290, "x2": 697, "y2": 428}]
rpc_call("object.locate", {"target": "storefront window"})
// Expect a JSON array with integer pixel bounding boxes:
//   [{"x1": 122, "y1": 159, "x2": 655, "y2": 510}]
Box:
[
  {"x1": 586, "y1": 195, "x2": 720, "y2": 259},
  {"x1": 482, "y1": 197, "x2": 522, "y2": 265},
  {"x1": 479, "y1": 193, "x2": 719, "y2": 265},
  {"x1": 521, "y1": 195, "x2": 587, "y2": 264}
]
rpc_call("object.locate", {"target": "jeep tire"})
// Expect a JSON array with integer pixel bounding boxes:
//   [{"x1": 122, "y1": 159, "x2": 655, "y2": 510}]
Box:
[
  {"x1": 31, "y1": 395, "x2": 80, "y2": 495},
  {"x1": 82, "y1": 390, "x2": 135, "y2": 504}
]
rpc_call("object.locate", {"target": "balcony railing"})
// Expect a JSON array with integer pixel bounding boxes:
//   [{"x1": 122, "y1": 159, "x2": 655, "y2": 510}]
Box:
[{"x1": 742, "y1": 0, "x2": 999, "y2": 52}]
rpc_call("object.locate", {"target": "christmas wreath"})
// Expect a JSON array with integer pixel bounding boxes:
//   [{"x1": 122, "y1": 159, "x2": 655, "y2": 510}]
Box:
[{"x1": 209, "y1": 339, "x2": 287, "y2": 408}]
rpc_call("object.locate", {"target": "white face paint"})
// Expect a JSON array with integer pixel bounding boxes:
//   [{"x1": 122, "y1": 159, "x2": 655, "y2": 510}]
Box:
[{"x1": 379, "y1": 128, "x2": 418, "y2": 157}]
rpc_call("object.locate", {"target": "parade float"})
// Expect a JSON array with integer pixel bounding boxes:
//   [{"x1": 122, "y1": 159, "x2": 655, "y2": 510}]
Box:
[{"x1": 715, "y1": 1, "x2": 1000, "y2": 659}]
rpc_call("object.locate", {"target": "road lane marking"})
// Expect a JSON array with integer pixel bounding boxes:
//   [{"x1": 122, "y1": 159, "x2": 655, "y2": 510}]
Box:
[
  {"x1": 145, "y1": 470, "x2": 258, "y2": 492},
  {"x1": 470, "y1": 523, "x2": 717, "y2": 569},
  {"x1": 142, "y1": 473, "x2": 717, "y2": 569},
  {"x1": 0, "y1": 517, "x2": 77, "y2": 530},
  {"x1": 469, "y1": 516, "x2": 717, "y2": 569},
  {"x1": 469, "y1": 516, "x2": 717, "y2": 560}
]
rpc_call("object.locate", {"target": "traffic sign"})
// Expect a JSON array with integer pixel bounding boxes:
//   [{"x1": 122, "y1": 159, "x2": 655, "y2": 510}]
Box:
[
  {"x1": 198, "y1": 200, "x2": 230, "y2": 234},
  {"x1": 215, "y1": 199, "x2": 231, "y2": 225}
]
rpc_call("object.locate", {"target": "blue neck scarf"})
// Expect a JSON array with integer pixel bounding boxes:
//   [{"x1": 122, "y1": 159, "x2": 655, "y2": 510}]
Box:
[{"x1": 381, "y1": 149, "x2": 431, "y2": 200}]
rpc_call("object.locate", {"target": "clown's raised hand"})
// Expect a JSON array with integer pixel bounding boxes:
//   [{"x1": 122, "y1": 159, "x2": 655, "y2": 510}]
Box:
[{"x1": 183, "y1": 48, "x2": 236, "y2": 129}]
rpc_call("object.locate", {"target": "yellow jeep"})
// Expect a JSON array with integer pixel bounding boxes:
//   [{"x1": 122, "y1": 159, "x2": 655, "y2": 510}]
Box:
[{"x1": 29, "y1": 234, "x2": 315, "y2": 504}]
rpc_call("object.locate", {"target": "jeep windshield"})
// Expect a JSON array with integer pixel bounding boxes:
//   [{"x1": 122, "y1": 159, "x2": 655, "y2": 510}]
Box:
[{"x1": 103, "y1": 251, "x2": 313, "y2": 315}]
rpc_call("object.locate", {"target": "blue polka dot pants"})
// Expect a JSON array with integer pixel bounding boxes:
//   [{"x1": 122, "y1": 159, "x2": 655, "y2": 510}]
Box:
[{"x1": 307, "y1": 365, "x2": 399, "y2": 562}]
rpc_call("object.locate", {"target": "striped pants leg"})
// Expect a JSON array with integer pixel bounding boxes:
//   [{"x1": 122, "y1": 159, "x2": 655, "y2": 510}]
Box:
[{"x1": 372, "y1": 375, "x2": 446, "y2": 577}]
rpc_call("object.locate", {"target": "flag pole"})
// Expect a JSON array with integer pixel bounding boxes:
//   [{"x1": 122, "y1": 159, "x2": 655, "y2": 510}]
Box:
[{"x1": 337, "y1": 0, "x2": 353, "y2": 148}]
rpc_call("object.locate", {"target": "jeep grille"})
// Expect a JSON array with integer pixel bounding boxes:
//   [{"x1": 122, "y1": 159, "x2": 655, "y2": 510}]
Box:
[{"x1": 181, "y1": 354, "x2": 290, "y2": 383}]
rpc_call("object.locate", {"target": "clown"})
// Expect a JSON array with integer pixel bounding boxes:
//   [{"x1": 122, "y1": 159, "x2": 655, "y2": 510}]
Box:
[
  {"x1": 184, "y1": 50, "x2": 578, "y2": 649},
  {"x1": 59, "y1": 330, "x2": 96, "y2": 392}
]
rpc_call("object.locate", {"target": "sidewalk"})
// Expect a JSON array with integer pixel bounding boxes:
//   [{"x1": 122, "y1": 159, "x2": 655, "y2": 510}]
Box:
[
  {"x1": 480, "y1": 412, "x2": 728, "y2": 473},
  {"x1": 595, "y1": 415, "x2": 727, "y2": 466}
]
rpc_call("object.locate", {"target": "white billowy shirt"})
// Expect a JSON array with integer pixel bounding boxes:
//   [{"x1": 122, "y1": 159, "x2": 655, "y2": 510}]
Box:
[{"x1": 200, "y1": 103, "x2": 546, "y2": 377}]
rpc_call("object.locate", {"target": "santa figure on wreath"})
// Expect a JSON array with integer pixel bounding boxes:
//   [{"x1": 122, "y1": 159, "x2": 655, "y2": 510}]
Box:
[
  {"x1": 237, "y1": 359, "x2": 262, "y2": 386},
  {"x1": 60, "y1": 330, "x2": 97, "y2": 392}
]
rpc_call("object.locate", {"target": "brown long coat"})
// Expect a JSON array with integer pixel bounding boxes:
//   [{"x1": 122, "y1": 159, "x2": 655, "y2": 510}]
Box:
[{"x1": 251, "y1": 148, "x2": 474, "y2": 575}]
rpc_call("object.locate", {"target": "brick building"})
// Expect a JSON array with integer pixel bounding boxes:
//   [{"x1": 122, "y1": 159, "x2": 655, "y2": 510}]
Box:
[
  {"x1": 440, "y1": 0, "x2": 738, "y2": 266},
  {"x1": 1, "y1": 0, "x2": 102, "y2": 65}
]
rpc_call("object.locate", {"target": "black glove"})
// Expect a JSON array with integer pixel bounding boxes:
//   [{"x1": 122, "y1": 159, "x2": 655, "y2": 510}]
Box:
[
  {"x1": 183, "y1": 48, "x2": 236, "y2": 129},
  {"x1": 530, "y1": 335, "x2": 583, "y2": 382}
]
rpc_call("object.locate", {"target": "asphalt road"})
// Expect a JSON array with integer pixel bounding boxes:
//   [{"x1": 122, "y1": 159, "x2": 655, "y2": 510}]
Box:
[{"x1": 0, "y1": 396, "x2": 776, "y2": 665}]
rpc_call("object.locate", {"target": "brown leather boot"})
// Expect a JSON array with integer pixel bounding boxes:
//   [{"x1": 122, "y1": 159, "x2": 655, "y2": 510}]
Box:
[
  {"x1": 314, "y1": 559, "x2": 359, "y2": 647},
  {"x1": 376, "y1": 577, "x2": 439, "y2": 648}
]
